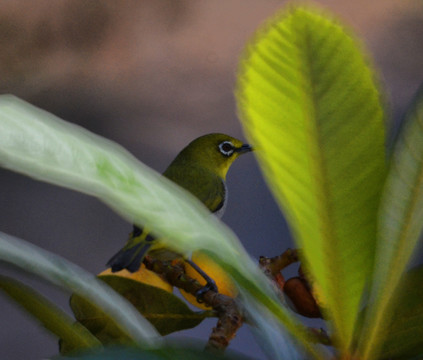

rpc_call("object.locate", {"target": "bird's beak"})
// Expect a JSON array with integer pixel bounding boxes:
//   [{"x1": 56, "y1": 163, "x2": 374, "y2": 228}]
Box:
[{"x1": 236, "y1": 144, "x2": 253, "y2": 154}]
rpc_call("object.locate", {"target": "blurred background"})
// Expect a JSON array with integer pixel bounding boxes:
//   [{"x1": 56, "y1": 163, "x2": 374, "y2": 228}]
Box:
[{"x1": 0, "y1": 1, "x2": 422, "y2": 359}]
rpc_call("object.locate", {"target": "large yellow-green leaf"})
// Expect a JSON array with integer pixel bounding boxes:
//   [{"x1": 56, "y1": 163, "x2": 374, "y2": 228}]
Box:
[
  {"x1": 0, "y1": 95, "x2": 325, "y2": 358},
  {"x1": 358, "y1": 85, "x2": 423, "y2": 360},
  {"x1": 236, "y1": 6, "x2": 386, "y2": 352},
  {"x1": 0, "y1": 275, "x2": 100, "y2": 353}
]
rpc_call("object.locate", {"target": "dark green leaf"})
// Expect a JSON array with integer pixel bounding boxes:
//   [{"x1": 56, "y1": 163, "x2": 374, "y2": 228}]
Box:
[
  {"x1": 378, "y1": 266, "x2": 423, "y2": 360},
  {"x1": 70, "y1": 275, "x2": 208, "y2": 344},
  {"x1": 0, "y1": 275, "x2": 100, "y2": 353},
  {"x1": 54, "y1": 344, "x2": 253, "y2": 360}
]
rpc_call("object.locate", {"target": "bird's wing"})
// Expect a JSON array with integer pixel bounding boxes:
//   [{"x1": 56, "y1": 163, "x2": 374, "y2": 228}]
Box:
[
  {"x1": 196, "y1": 175, "x2": 226, "y2": 214},
  {"x1": 164, "y1": 165, "x2": 225, "y2": 214},
  {"x1": 107, "y1": 226, "x2": 154, "y2": 272}
]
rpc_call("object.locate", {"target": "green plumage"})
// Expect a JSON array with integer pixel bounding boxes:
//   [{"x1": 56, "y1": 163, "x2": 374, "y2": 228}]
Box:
[
  {"x1": 165, "y1": 163, "x2": 226, "y2": 215},
  {"x1": 107, "y1": 133, "x2": 252, "y2": 273}
]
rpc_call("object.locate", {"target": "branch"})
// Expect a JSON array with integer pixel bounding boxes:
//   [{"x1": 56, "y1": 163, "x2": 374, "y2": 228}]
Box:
[
  {"x1": 259, "y1": 249, "x2": 322, "y2": 319},
  {"x1": 143, "y1": 257, "x2": 243, "y2": 352},
  {"x1": 144, "y1": 248, "x2": 327, "y2": 349},
  {"x1": 259, "y1": 248, "x2": 300, "y2": 291}
]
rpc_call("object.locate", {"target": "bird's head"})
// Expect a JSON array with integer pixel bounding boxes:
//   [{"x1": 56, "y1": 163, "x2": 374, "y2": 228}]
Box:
[{"x1": 171, "y1": 133, "x2": 253, "y2": 179}]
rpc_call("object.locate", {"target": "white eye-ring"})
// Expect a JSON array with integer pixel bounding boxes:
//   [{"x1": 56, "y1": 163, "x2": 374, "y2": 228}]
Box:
[{"x1": 219, "y1": 141, "x2": 235, "y2": 156}]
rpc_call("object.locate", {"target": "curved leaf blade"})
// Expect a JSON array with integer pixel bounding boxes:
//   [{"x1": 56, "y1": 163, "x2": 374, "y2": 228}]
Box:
[
  {"x1": 0, "y1": 231, "x2": 160, "y2": 345},
  {"x1": 358, "y1": 85, "x2": 423, "y2": 359},
  {"x1": 0, "y1": 94, "x2": 230, "y2": 258},
  {"x1": 236, "y1": 6, "x2": 386, "y2": 351},
  {"x1": 0, "y1": 275, "x2": 101, "y2": 352},
  {"x1": 0, "y1": 96, "x2": 324, "y2": 358}
]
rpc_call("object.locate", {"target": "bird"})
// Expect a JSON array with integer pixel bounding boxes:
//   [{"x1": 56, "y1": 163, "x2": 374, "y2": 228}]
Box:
[{"x1": 107, "y1": 133, "x2": 252, "y2": 293}]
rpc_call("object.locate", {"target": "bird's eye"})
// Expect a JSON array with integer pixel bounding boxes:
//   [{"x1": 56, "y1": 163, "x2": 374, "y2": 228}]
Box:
[{"x1": 219, "y1": 141, "x2": 234, "y2": 156}]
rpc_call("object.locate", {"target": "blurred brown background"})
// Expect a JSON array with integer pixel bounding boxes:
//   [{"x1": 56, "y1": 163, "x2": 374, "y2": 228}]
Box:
[{"x1": 0, "y1": 1, "x2": 422, "y2": 359}]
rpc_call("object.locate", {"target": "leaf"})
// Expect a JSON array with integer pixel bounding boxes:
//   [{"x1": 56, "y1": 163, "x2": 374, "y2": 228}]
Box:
[
  {"x1": 377, "y1": 266, "x2": 423, "y2": 360},
  {"x1": 0, "y1": 275, "x2": 100, "y2": 353},
  {"x1": 236, "y1": 5, "x2": 386, "y2": 352},
  {"x1": 54, "y1": 345, "x2": 252, "y2": 360},
  {"x1": 70, "y1": 275, "x2": 207, "y2": 343},
  {"x1": 0, "y1": 231, "x2": 160, "y2": 345},
  {"x1": 0, "y1": 94, "x2": 236, "y2": 269},
  {"x1": 0, "y1": 95, "x2": 325, "y2": 358},
  {"x1": 358, "y1": 84, "x2": 423, "y2": 359},
  {"x1": 100, "y1": 276, "x2": 207, "y2": 335}
]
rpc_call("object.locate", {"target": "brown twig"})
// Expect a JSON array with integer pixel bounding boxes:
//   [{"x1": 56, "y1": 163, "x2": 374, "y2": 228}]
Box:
[
  {"x1": 260, "y1": 248, "x2": 324, "y2": 320},
  {"x1": 259, "y1": 248, "x2": 300, "y2": 291},
  {"x1": 144, "y1": 249, "x2": 330, "y2": 350},
  {"x1": 143, "y1": 257, "x2": 243, "y2": 352}
]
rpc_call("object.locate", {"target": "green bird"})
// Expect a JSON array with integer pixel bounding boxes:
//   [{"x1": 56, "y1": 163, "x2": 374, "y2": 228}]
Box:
[{"x1": 107, "y1": 133, "x2": 252, "y2": 288}]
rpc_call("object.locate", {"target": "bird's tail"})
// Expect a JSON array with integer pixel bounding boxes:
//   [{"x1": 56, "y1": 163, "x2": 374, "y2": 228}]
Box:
[{"x1": 107, "y1": 227, "x2": 154, "y2": 273}]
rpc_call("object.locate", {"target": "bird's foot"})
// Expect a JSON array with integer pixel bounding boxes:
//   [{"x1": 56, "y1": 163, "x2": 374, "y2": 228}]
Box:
[{"x1": 195, "y1": 279, "x2": 218, "y2": 303}]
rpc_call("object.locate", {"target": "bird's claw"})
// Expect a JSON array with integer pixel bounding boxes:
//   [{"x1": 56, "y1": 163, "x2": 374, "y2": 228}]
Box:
[{"x1": 195, "y1": 280, "x2": 218, "y2": 303}]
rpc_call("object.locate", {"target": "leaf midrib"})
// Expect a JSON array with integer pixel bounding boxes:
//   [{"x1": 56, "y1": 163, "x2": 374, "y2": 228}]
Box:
[{"x1": 296, "y1": 20, "x2": 353, "y2": 348}]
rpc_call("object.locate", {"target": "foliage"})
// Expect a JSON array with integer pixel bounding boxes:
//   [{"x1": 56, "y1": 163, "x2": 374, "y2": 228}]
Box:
[
  {"x1": 378, "y1": 266, "x2": 423, "y2": 360},
  {"x1": 70, "y1": 275, "x2": 207, "y2": 339},
  {"x1": 236, "y1": 6, "x2": 385, "y2": 352},
  {"x1": 0, "y1": 231, "x2": 160, "y2": 347},
  {"x1": 0, "y1": 3, "x2": 423, "y2": 360},
  {"x1": 0, "y1": 275, "x2": 100, "y2": 352},
  {"x1": 53, "y1": 345, "x2": 252, "y2": 360},
  {"x1": 358, "y1": 83, "x2": 423, "y2": 359}
]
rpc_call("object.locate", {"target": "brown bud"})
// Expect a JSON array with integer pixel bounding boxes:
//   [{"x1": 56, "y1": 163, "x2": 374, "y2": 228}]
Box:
[{"x1": 283, "y1": 277, "x2": 322, "y2": 318}]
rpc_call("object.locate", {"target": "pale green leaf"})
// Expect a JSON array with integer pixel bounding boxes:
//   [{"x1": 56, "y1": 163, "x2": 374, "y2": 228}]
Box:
[
  {"x1": 236, "y1": 6, "x2": 386, "y2": 352},
  {"x1": 0, "y1": 231, "x2": 160, "y2": 345},
  {"x1": 0, "y1": 94, "x2": 231, "y2": 259},
  {"x1": 0, "y1": 275, "x2": 101, "y2": 352},
  {"x1": 358, "y1": 85, "x2": 423, "y2": 360},
  {"x1": 0, "y1": 96, "x2": 325, "y2": 358}
]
